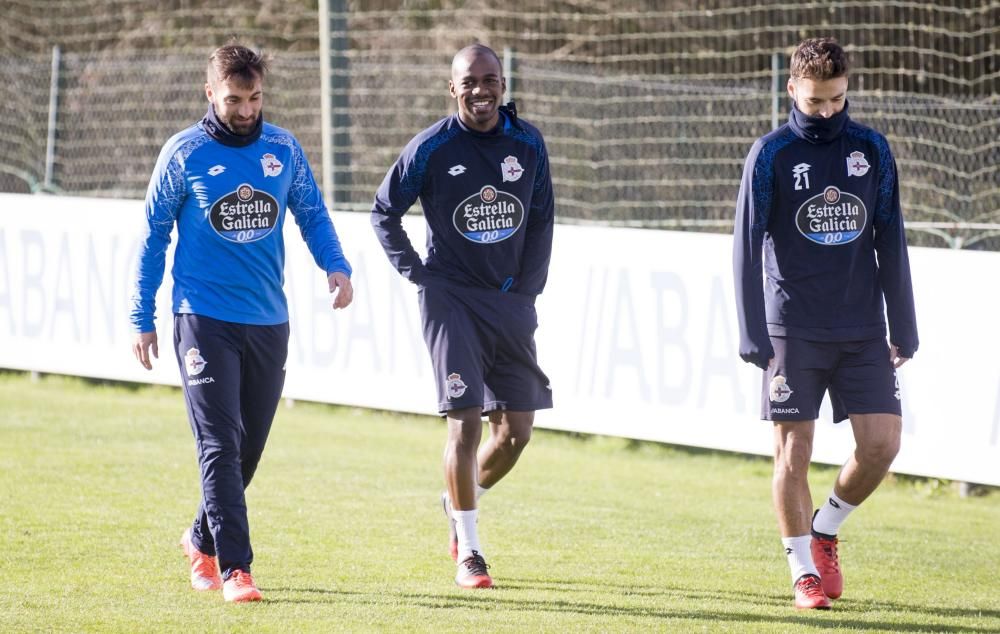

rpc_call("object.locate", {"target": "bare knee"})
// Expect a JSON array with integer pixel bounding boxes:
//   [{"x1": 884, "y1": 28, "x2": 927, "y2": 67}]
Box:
[
  {"x1": 490, "y1": 410, "x2": 533, "y2": 456},
  {"x1": 851, "y1": 414, "x2": 902, "y2": 467},
  {"x1": 855, "y1": 434, "x2": 900, "y2": 467},
  {"x1": 774, "y1": 427, "x2": 813, "y2": 480},
  {"x1": 446, "y1": 408, "x2": 483, "y2": 456},
  {"x1": 494, "y1": 424, "x2": 532, "y2": 455}
]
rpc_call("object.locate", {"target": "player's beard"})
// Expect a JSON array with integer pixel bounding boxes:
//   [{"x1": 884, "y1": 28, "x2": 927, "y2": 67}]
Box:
[{"x1": 222, "y1": 113, "x2": 258, "y2": 136}]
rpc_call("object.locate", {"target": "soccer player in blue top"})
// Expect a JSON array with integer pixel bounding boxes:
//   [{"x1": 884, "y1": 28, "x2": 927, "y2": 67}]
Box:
[
  {"x1": 129, "y1": 43, "x2": 353, "y2": 602},
  {"x1": 372, "y1": 44, "x2": 555, "y2": 589},
  {"x1": 734, "y1": 38, "x2": 918, "y2": 610}
]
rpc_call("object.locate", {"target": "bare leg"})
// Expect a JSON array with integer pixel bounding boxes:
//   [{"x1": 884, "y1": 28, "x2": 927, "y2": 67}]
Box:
[
  {"x1": 773, "y1": 421, "x2": 816, "y2": 537},
  {"x1": 477, "y1": 410, "x2": 534, "y2": 489},
  {"x1": 444, "y1": 407, "x2": 483, "y2": 511},
  {"x1": 833, "y1": 413, "x2": 901, "y2": 505}
]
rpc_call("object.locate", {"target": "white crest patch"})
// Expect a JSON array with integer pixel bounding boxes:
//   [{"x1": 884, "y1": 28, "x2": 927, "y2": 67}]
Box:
[
  {"x1": 260, "y1": 153, "x2": 283, "y2": 177},
  {"x1": 185, "y1": 347, "x2": 208, "y2": 377},
  {"x1": 846, "y1": 151, "x2": 870, "y2": 177},
  {"x1": 501, "y1": 155, "x2": 524, "y2": 182},
  {"x1": 769, "y1": 375, "x2": 793, "y2": 403},
  {"x1": 445, "y1": 372, "x2": 468, "y2": 399}
]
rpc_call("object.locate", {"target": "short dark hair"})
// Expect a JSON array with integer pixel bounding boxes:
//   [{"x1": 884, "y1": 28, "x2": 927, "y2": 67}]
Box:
[
  {"x1": 207, "y1": 44, "x2": 270, "y2": 88},
  {"x1": 790, "y1": 38, "x2": 848, "y2": 81},
  {"x1": 453, "y1": 44, "x2": 503, "y2": 74}
]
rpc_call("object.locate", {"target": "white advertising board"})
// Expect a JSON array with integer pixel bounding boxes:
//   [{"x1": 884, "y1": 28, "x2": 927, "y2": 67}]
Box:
[{"x1": 1, "y1": 193, "x2": 997, "y2": 485}]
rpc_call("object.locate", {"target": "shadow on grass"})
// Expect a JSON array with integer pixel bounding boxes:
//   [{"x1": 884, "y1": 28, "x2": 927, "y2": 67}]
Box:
[
  {"x1": 258, "y1": 586, "x2": 367, "y2": 604},
  {"x1": 398, "y1": 587, "x2": 1000, "y2": 633},
  {"x1": 257, "y1": 579, "x2": 1000, "y2": 632},
  {"x1": 503, "y1": 577, "x2": 1000, "y2": 623}
]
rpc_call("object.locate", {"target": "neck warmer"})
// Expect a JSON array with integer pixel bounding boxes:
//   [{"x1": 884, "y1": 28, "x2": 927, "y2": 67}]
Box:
[
  {"x1": 788, "y1": 100, "x2": 850, "y2": 144},
  {"x1": 201, "y1": 105, "x2": 262, "y2": 147}
]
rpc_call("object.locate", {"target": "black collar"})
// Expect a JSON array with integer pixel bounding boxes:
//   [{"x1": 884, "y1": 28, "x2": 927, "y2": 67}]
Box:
[
  {"x1": 455, "y1": 100, "x2": 522, "y2": 137},
  {"x1": 200, "y1": 105, "x2": 262, "y2": 147},
  {"x1": 788, "y1": 101, "x2": 850, "y2": 144}
]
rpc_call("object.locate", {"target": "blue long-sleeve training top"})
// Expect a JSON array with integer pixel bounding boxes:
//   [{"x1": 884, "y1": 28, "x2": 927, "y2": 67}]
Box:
[
  {"x1": 733, "y1": 102, "x2": 919, "y2": 370},
  {"x1": 129, "y1": 107, "x2": 351, "y2": 332},
  {"x1": 371, "y1": 104, "x2": 555, "y2": 297}
]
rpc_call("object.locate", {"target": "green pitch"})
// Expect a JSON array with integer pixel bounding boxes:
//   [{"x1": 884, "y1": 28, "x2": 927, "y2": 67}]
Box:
[{"x1": 1, "y1": 372, "x2": 997, "y2": 633}]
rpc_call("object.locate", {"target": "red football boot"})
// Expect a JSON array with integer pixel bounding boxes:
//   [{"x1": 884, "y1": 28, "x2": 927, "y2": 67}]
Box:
[
  {"x1": 794, "y1": 574, "x2": 831, "y2": 610},
  {"x1": 811, "y1": 532, "x2": 843, "y2": 599}
]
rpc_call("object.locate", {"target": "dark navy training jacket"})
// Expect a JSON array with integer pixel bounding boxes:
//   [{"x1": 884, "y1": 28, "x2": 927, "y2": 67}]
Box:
[
  {"x1": 371, "y1": 105, "x2": 555, "y2": 298},
  {"x1": 733, "y1": 103, "x2": 919, "y2": 370}
]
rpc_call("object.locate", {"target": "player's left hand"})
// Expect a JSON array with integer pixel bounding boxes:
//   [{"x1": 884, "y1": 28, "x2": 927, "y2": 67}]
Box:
[
  {"x1": 889, "y1": 344, "x2": 909, "y2": 369},
  {"x1": 328, "y1": 271, "x2": 353, "y2": 309}
]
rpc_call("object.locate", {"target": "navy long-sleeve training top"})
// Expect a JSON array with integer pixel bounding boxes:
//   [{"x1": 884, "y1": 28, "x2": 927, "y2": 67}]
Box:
[
  {"x1": 733, "y1": 102, "x2": 919, "y2": 370},
  {"x1": 371, "y1": 104, "x2": 554, "y2": 298}
]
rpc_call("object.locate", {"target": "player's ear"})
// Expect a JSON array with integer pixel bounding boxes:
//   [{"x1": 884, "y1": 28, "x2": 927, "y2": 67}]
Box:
[
  {"x1": 786, "y1": 78, "x2": 796, "y2": 101},
  {"x1": 205, "y1": 82, "x2": 214, "y2": 102},
  {"x1": 448, "y1": 79, "x2": 457, "y2": 99}
]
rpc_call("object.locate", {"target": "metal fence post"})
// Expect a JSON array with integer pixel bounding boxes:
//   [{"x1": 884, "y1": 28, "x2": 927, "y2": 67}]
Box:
[
  {"x1": 319, "y1": 0, "x2": 351, "y2": 209},
  {"x1": 319, "y1": 2, "x2": 333, "y2": 207},
  {"x1": 771, "y1": 51, "x2": 780, "y2": 131},
  {"x1": 503, "y1": 46, "x2": 514, "y2": 103},
  {"x1": 44, "y1": 44, "x2": 61, "y2": 192}
]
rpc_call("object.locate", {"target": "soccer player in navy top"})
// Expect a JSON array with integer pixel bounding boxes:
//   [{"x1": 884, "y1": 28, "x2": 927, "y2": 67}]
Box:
[
  {"x1": 129, "y1": 44, "x2": 353, "y2": 602},
  {"x1": 733, "y1": 38, "x2": 918, "y2": 610},
  {"x1": 372, "y1": 44, "x2": 555, "y2": 589}
]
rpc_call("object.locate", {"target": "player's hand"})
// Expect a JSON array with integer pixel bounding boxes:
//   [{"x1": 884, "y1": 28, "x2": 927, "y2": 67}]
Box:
[
  {"x1": 133, "y1": 331, "x2": 158, "y2": 370},
  {"x1": 889, "y1": 344, "x2": 909, "y2": 369},
  {"x1": 328, "y1": 271, "x2": 353, "y2": 309}
]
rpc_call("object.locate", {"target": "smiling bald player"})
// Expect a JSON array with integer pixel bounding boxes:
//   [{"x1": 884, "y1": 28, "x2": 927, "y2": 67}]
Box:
[{"x1": 371, "y1": 44, "x2": 555, "y2": 589}]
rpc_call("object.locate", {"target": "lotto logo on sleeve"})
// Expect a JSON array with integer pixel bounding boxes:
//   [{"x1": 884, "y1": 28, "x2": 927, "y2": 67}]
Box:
[
  {"x1": 795, "y1": 186, "x2": 867, "y2": 246},
  {"x1": 209, "y1": 183, "x2": 279, "y2": 243},
  {"x1": 452, "y1": 185, "x2": 525, "y2": 243}
]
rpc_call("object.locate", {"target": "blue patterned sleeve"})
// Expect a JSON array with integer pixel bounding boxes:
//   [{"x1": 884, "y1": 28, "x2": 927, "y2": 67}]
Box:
[
  {"x1": 370, "y1": 133, "x2": 433, "y2": 284},
  {"x1": 516, "y1": 129, "x2": 554, "y2": 295},
  {"x1": 128, "y1": 141, "x2": 186, "y2": 333},
  {"x1": 286, "y1": 138, "x2": 352, "y2": 277},
  {"x1": 733, "y1": 138, "x2": 774, "y2": 369},
  {"x1": 872, "y1": 135, "x2": 919, "y2": 357}
]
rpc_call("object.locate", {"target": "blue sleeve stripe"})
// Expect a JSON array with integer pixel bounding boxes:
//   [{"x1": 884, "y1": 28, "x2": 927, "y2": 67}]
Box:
[
  {"x1": 750, "y1": 130, "x2": 795, "y2": 241},
  {"x1": 847, "y1": 124, "x2": 895, "y2": 225},
  {"x1": 505, "y1": 125, "x2": 549, "y2": 197},
  {"x1": 399, "y1": 127, "x2": 461, "y2": 203}
]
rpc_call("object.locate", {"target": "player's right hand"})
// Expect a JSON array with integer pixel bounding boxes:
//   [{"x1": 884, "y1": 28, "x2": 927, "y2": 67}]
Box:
[
  {"x1": 133, "y1": 331, "x2": 158, "y2": 370},
  {"x1": 328, "y1": 271, "x2": 354, "y2": 310}
]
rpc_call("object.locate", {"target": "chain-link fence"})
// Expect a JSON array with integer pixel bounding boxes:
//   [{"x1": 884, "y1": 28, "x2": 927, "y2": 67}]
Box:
[{"x1": 2, "y1": 1, "x2": 998, "y2": 248}]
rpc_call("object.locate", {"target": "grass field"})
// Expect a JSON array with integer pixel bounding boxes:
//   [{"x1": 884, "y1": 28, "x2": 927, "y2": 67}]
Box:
[{"x1": 1, "y1": 371, "x2": 998, "y2": 633}]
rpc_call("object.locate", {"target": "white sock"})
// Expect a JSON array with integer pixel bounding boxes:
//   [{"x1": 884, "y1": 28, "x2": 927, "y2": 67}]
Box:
[
  {"x1": 453, "y1": 509, "x2": 482, "y2": 561},
  {"x1": 445, "y1": 485, "x2": 488, "y2": 512},
  {"x1": 812, "y1": 492, "x2": 857, "y2": 536},
  {"x1": 782, "y1": 535, "x2": 818, "y2": 583}
]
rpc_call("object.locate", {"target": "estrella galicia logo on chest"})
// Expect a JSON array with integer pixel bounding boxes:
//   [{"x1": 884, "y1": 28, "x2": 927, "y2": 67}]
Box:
[
  {"x1": 209, "y1": 183, "x2": 279, "y2": 243},
  {"x1": 453, "y1": 185, "x2": 525, "y2": 244},
  {"x1": 795, "y1": 186, "x2": 867, "y2": 246}
]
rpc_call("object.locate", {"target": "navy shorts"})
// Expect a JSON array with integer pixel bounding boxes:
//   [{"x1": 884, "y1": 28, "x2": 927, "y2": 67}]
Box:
[
  {"x1": 418, "y1": 282, "x2": 553, "y2": 414},
  {"x1": 762, "y1": 336, "x2": 901, "y2": 423}
]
